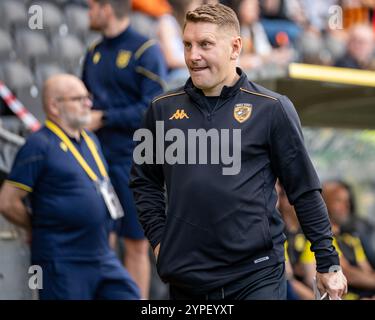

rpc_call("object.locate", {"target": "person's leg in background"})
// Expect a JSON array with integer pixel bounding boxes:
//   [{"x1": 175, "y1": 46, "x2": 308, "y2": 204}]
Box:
[
  {"x1": 37, "y1": 261, "x2": 100, "y2": 300},
  {"x1": 95, "y1": 253, "x2": 141, "y2": 300},
  {"x1": 123, "y1": 237, "x2": 151, "y2": 299},
  {"x1": 109, "y1": 162, "x2": 151, "y2": 299}
]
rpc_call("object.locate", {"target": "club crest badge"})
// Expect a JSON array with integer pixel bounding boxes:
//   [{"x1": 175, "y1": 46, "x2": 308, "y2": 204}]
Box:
[
  {"x1": 93, "y1": 52, "x2": 101, "y2": 64},
  {"x1": 234, "y1": 103, "x2": 252, "y2": 123},
  {"x1": 116, "y1": 50, "x2": 132, "y2": 69}
]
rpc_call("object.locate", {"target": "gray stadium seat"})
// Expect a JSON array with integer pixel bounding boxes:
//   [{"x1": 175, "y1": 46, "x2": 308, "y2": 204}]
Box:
[
  {"x1": 2, "y1": 61, "x2": 34, "y2": 93},
  {"x1": 0, "y1": 30, "x2": 14, "y2": 62},
  {"x1": 54, "y1": 0, "x2": 71, "y2": 7},
  {"x1": 1, "y1": 61, "x2": 44, "y2": 123},
  {"x1": 130, "y1": 11, "x2": 159, "y2": 40},
  {"x1": 52, "y1": 35, "x2": 85, "y2": 75},
  {"x1": 85, "y1": 32, "x2": 102, "y2": 49},
  {"x1": 14, "y1": 29, "x2": 50, "y2": 68},
  {"x1": 64, "y1": 0, "x2": 88, "y2": 7},
  {"x1": 0, "y1": 0, "x2": 27, "y2": 32},
  {"x1": 64, "y1": 4, "x2": 89, "y2": 39},
  {"x1": 16, "y1": 88, "x2": 44, "y2": 123}
]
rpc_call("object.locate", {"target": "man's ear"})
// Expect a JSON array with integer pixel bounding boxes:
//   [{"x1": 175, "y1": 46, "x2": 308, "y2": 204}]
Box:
[
  {"x1": 48, "y1": 99, "x2": 60, "y2": 118},
  {"x1": 103, "y1": 2, "x2": 114, "y2": 19},
  {"x1": 231, "y1": 36, "x2": 242, "y2": 60}
]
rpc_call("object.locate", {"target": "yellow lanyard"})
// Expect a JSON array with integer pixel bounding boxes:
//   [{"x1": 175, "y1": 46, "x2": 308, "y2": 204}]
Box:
[{"x1": 45, "y1": 120, "x2": 108, "y2": 182}]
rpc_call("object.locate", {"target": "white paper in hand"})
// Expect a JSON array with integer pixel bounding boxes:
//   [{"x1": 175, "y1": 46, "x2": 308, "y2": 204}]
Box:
[{"x1": 313, "y1": 277, "x2": 329, "y2": 300}]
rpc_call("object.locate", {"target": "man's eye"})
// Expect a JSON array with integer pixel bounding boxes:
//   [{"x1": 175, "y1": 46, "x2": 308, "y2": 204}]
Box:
[
  {"x1": 184, "y1": 43, "x2": 191, "y2": 49},
  {"x1": 201, "y1": 42, "x2": 211, "y2": 48}
]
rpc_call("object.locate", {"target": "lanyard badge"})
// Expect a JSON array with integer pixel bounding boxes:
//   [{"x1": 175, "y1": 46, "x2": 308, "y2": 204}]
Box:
[{"x1": 97, "y1": 178, "x2": 124, "y2": 220}]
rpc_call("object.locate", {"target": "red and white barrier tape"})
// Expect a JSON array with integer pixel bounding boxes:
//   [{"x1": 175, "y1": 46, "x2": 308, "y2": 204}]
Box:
[{"x1": 0, "y1": 81, "x2": 41, "y2": 132}]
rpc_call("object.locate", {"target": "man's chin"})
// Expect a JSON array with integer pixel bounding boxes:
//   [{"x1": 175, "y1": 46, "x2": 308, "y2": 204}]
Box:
[
  {"x1": 191, "y1": 78, "x2": 209, "y2": 91},
  {"x1": 76, "y1": 116, "x2": 92, "y2": 129}
]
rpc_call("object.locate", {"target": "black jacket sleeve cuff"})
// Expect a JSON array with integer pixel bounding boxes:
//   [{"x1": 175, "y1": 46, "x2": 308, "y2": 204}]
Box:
[{"x1": 315, "y1": 250, "x2": 341, "y2": 273}]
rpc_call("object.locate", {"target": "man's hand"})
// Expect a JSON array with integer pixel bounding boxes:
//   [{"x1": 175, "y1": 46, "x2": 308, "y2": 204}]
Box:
[
  {"x1": 316, "y1": 270, "x2": 348, "y2": 300},
  {"x1": 154, "y1": 243, "x2": 160, "y2": 261},
  {"x1": 86, "y1": 110, "x2": 104, "y2": 131}
]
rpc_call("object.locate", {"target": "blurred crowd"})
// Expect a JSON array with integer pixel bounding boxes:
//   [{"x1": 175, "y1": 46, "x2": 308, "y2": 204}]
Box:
[
  {"x1": 278, "y1": 180, "x2": 375, "y2": 300},
  {"x1": 131, "y1": 0, "x2": 375, "y2": 81}
]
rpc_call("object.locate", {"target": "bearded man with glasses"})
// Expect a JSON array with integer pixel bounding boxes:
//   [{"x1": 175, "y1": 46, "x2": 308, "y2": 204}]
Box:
[{"x1": 0, "y1": 74, "x2": 140, "y2": 300}]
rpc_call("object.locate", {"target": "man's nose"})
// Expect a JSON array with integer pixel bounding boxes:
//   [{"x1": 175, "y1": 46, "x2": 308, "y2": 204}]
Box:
[
  {"x1": 188, "y1": 46, "x2": 202, "y2": 62},
  {"x1": 84, "y1": 97, "x2": 93, "y2": 109}
]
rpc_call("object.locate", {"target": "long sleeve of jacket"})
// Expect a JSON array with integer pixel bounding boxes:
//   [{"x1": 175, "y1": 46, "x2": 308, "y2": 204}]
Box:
[
  {"x1": 294, "y1": 190, "x2": 339, "y2": 273},
  {"x1": 269, "y1": 95, "x2": 339, "y2": 272}
]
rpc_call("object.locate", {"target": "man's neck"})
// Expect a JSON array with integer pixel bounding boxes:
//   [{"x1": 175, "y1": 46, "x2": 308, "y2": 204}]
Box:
[
  {"x1": 103, "y1": 18, "x2": 130, "y2": 38},
  {"x1": 49, "y1": 118, "x2": 81, "y2": 140},
  {"x1": 203, "y1": 69, "x2": 240, "y2": 96}
]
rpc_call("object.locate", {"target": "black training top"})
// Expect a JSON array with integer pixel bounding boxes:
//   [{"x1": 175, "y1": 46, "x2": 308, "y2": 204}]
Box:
[{"x1": 130, "y1": 68, "x2": 339, "y2": 293}]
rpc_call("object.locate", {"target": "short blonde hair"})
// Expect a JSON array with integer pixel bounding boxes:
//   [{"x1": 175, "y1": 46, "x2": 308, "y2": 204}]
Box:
[{"x1": 184, "y1": 3, "x2": 240, "y2": 35}]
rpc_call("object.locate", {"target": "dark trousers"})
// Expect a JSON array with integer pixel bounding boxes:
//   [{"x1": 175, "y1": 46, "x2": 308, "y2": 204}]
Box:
[{"x1": 169, "y1": 263, "x2": 286, "y2": 300}]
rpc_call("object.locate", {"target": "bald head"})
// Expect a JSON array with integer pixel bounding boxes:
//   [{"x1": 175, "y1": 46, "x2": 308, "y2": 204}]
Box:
[
  {"x1": 43, "y1": 74, "x2": 87, "y2": 112},
  {"x1": 42, "y1": 74, "x2": 92, "y2": 131}
]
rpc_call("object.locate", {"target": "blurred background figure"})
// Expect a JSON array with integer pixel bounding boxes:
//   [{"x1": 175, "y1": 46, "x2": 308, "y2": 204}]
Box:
[
  {"x1": 321, "y1": 180, "x2": 375, "y2": 299},
  {"x1": 279, "y1": 179, "x2": 375, "y2": 299},
  {"x1": 302, "y1": 180, "x2": 375, "y2": 299},
  {"x1": 276, "y1": 181, "x2": 315, "y2": 300},
  {"x1": 228, "y1": 0, "x2": 294, "y2": 72},
  {"x1": 296, "y1": 0, "x2": 347, "y2": 65},
  {"x1": 335, "y1": 23, "x2": 375, "y2": 70},
  {"x1": 323, "y1": 181, "x2": 375, "y2": 269},
  {"x1": 0, "y1": 74, "x2": 141, "y2": 300}
]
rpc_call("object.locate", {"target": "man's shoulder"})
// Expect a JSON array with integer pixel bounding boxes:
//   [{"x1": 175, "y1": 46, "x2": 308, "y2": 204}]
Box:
[
  {"x1": 13, "y1": 127, "x2": 51, "y2": 162},
  {"x1": 241, "y1": 80, "x2": 298, "y2": 117},
  {"x1": 87, "y1": 37, "x2": 104, "y2": 53},
  {"x1": 121, "y1": 27, "x2": 157, "y2": 56},
  {"x1": 240, "y1": 80, "x2": 283, "y2": 103},
  {"x1": 151, "y1": 87, "x2": 187, "y2": 105},
  {"x1": 24, "y1": 127, "x2": 52, "y2": 147}
]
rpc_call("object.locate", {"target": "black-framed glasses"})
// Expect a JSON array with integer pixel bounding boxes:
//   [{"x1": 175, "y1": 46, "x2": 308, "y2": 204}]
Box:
[{"x1": 56, "y1": 94, "x2": 93, "y2": 104}]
